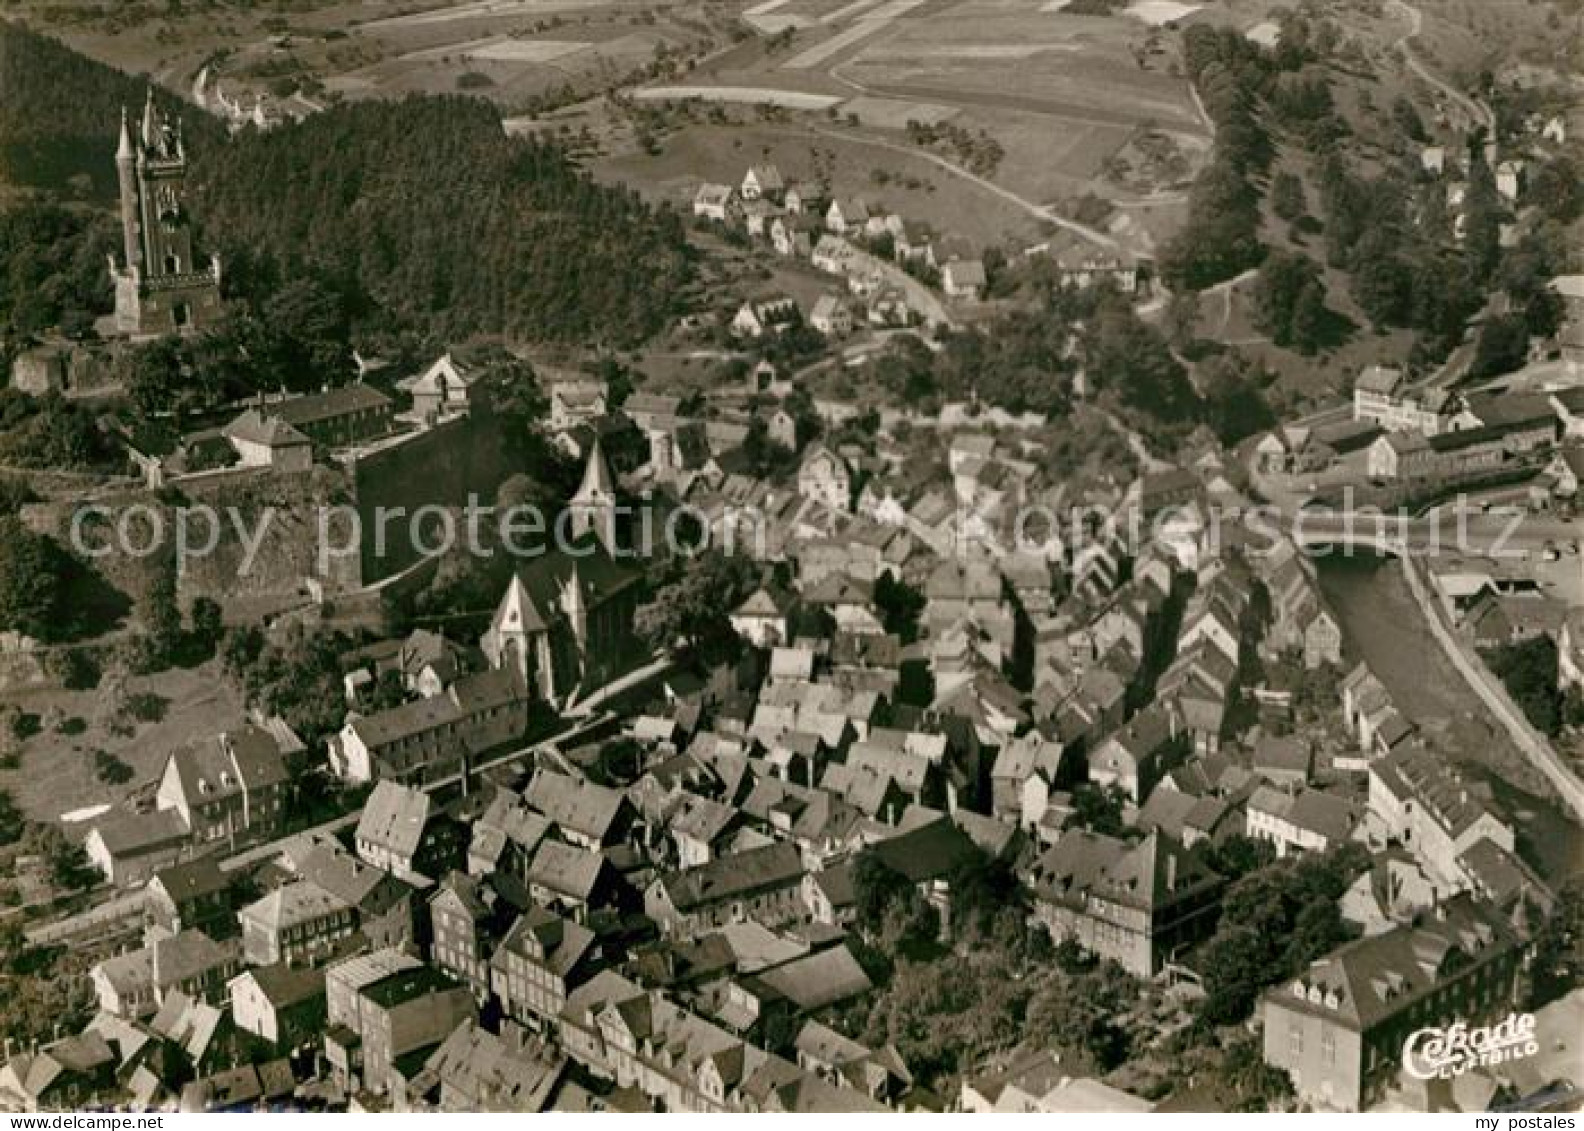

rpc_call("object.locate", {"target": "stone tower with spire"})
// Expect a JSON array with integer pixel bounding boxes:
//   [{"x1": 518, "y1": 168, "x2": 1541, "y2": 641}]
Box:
[
  {"x1": 110, "y1": 91, "x2": 223, "y2": 338},
  {"x1": 568, "y1": 437, "x2": 618, "y2": 552}
]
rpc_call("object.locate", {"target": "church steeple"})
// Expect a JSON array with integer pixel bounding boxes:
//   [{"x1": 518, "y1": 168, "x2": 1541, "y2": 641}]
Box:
[
  {"x1": 116, "y1": 107, "x2": 134, "y2": 162},
  {"x1": 115, "y1": 107, "x2": 139, "y2": 274},
  {"x1": 141, "y1": 87, "x2": 159, "y2": 150},
  {"x1": 560, "y1": 561, "x2": 589, "y2": 648},
  {"x1": 574, "y1": 435, "x2": 615, "y2": 500},
  {"x1": 568, "y1": 437, "x2": 617, "y2": 552}
]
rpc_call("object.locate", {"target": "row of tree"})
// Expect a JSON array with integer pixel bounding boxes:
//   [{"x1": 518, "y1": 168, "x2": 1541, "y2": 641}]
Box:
[
  {"x1": 1483, "y1": 635, "x2": 1584, "y2": 737},
  {"x1": 1158, "y1": 24, "x2": 1279, "y2": 291},
  {"x1": 868, "y1": 278, "x2": 1278, "y2": 448}
]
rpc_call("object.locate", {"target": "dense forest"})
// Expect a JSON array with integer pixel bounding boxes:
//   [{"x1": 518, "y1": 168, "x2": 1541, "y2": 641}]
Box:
[
  {"x1": 187, "y1": 96, "x2": 693, "y2": 347},
  {"x1": 1157, "y1": 23, "x2": 1276, "y2": 292},
  {"x1": 0, "y1": 203, "x2": 117, "y2": 337},
  {"x1": 1, "y1": 23, "x2": 693, "y2": 350},
  {"x1": 0, "y1": 21, "x2": 220, "y2": 197}
]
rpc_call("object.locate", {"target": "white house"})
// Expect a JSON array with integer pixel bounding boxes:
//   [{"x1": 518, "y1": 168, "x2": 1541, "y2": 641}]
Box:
[
  {"x1": 784, "y1": 182, "x2": 824, "y2": 215},
  {"x1": 825, "y1": 197, "x2": 871, "y2": 235},
  {"x1": 942, "y1": 259, "x2": 987, "y2": 299},
  {"x1": 730, "y1": 296, "x2": 799, "y2": 339},
  {"x1": 770, "y1": 215, "x2": 817, "y2": 258},
  {"x1": 731, "y1": 586, "x2": 795, "y2": 648},
  {"x1": 741, "y1": 164, "x2": 785, "y2": 201},
  {"x1": 408, "y1": 352, "x2": 485, "y2": 421},
  {"x1": 1246, "y1": 787, "x2": 1358, "y2": 858},
  {"x1": 548, "y1": 378, "x2": 608, "y2": 432},
  {"x1": 692, "y1": 183, "x2": 736, "y2": 222},
  {"x1": 798, "y1": 443, "x2": 852, "y2": 512},
  {"x1": 812, "y1": 234, "x2": 855, "y2": 275},
  {"x1": 744, "y1": 198, "x2": 782, "y2": 238},
  {"x1": 810, "y1": 294, "x2": 853, "y2": 337},
  {"x1": 1495, "y1": 160, "x2": 1523, "y2": 203}
]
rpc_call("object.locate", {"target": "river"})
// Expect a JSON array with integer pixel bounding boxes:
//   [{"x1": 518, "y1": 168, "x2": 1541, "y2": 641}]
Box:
[{"x1": 1316, "y1": 551, "x2": 1584, "y2": 879}]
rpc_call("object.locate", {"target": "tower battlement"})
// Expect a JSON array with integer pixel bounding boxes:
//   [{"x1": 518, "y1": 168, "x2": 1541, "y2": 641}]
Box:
[{"x1": 111, "y1": 90, "x2": 222, "y2": 338}]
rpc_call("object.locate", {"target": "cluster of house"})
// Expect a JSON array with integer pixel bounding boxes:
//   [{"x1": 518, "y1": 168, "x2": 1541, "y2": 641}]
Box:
[
  {"x1": 1362, "y1": 389, "x2": 1564, "y2": 487},
  {"x1": 693, "y1": 162, "x2": 985, "y2": 334},
  {"x1": 1418, "y1": 104, "x2": 1572, "y2": 250},
  {"x1": 194, "y1": 65, "x2": 319, "y2": 133},
  {"x1": 83, "y1": 723, "x2": 303, "y2": 888},
  {"x1": 1413, "y1": 554, "x2": 1584, "y2": 710},
  {"x1": 120, "y1": 352, "x2": 491, "y2": 488},
  {"x1": 1257, "y1": 372, "x2": 1582, "y2": 497},
  {"x1": 1257, "y1": 728, "x2": 1560, "y2": 1111},
  {"x1": 695, "y1": 164, "x2": 1145, "y2": 324},
  {"x1": 5, "y1": 396, "x2": 1564, "y2": 1112},
  {"x1": 1420, "y1": 139, "x2": 1524, "y2": 244},
  {"x1": 18, "y1": 742, "x2": 945, "y2": 1112}
]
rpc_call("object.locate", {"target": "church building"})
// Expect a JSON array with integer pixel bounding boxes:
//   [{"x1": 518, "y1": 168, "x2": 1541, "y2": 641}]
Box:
[
  {"x1": 110, "y1": 92, "x2": 223, "y2": 337},
  {"x1": 480, "y1": 441, "x2": 643, "y2": 704}
]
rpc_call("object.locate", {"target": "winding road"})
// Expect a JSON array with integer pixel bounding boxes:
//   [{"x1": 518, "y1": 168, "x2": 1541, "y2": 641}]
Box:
[{"x1": 1388, "y1": 0, "x2": 1496, "y2": 134}]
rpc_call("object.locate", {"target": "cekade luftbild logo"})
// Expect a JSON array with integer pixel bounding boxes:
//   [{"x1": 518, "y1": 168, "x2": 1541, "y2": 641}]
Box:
[{"x1": 1402, "y1": 1013, "x2": 1540, "y2": 1080}]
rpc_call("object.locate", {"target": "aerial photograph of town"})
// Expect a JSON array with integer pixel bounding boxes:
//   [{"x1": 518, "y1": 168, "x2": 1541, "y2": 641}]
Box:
[{"x1": 0, "y1": 0, "x2": 1580, "y2": 1117}]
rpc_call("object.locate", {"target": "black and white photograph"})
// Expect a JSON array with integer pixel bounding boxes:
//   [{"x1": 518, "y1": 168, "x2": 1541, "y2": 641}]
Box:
[{"x1": 0, "y1": 0, "x2": 1580, "y2": 1117}]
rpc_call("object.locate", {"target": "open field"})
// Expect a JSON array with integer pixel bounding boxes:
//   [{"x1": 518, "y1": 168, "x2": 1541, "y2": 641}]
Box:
[
  {"x1": 744, "y1": 0, "x2": 873, "y2": 34},
  {"x1": 358, "y1": 0, "x2": 624, "y2": 29},
  {"x1": 840, "y1": 95, "x2": 959, "y2": 127},
  {"x1": 779, "y1": 0, "x2": 928, "y2": 69},
  {"x1": 606, "y1": 0, "x2": 1211, "y2": 257},
  {"x1": 14, "y1": 0, "x2": 1211, "y2": 261},
  {"x1": 1404, "y1": 0, "x2": 1575, "y2": 88},
  {"x1": 328, "y1": 7, "x2": 711, "y2": 105},
  {"x1": 0, "y1": 659, "x2": 246, "y2": 825},
  {"x1": 11, "y1": 0, "x2": 729, "y2": 114},
  {"x1": 953, "y1": 103, "x2": 1137, "y2": 206},
  {"x1": 633, "y1": 86, "x2": 845, "y2": 110},
  {"x1": 395, "y1": 36, "x2": 590, "y2": 63}
]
